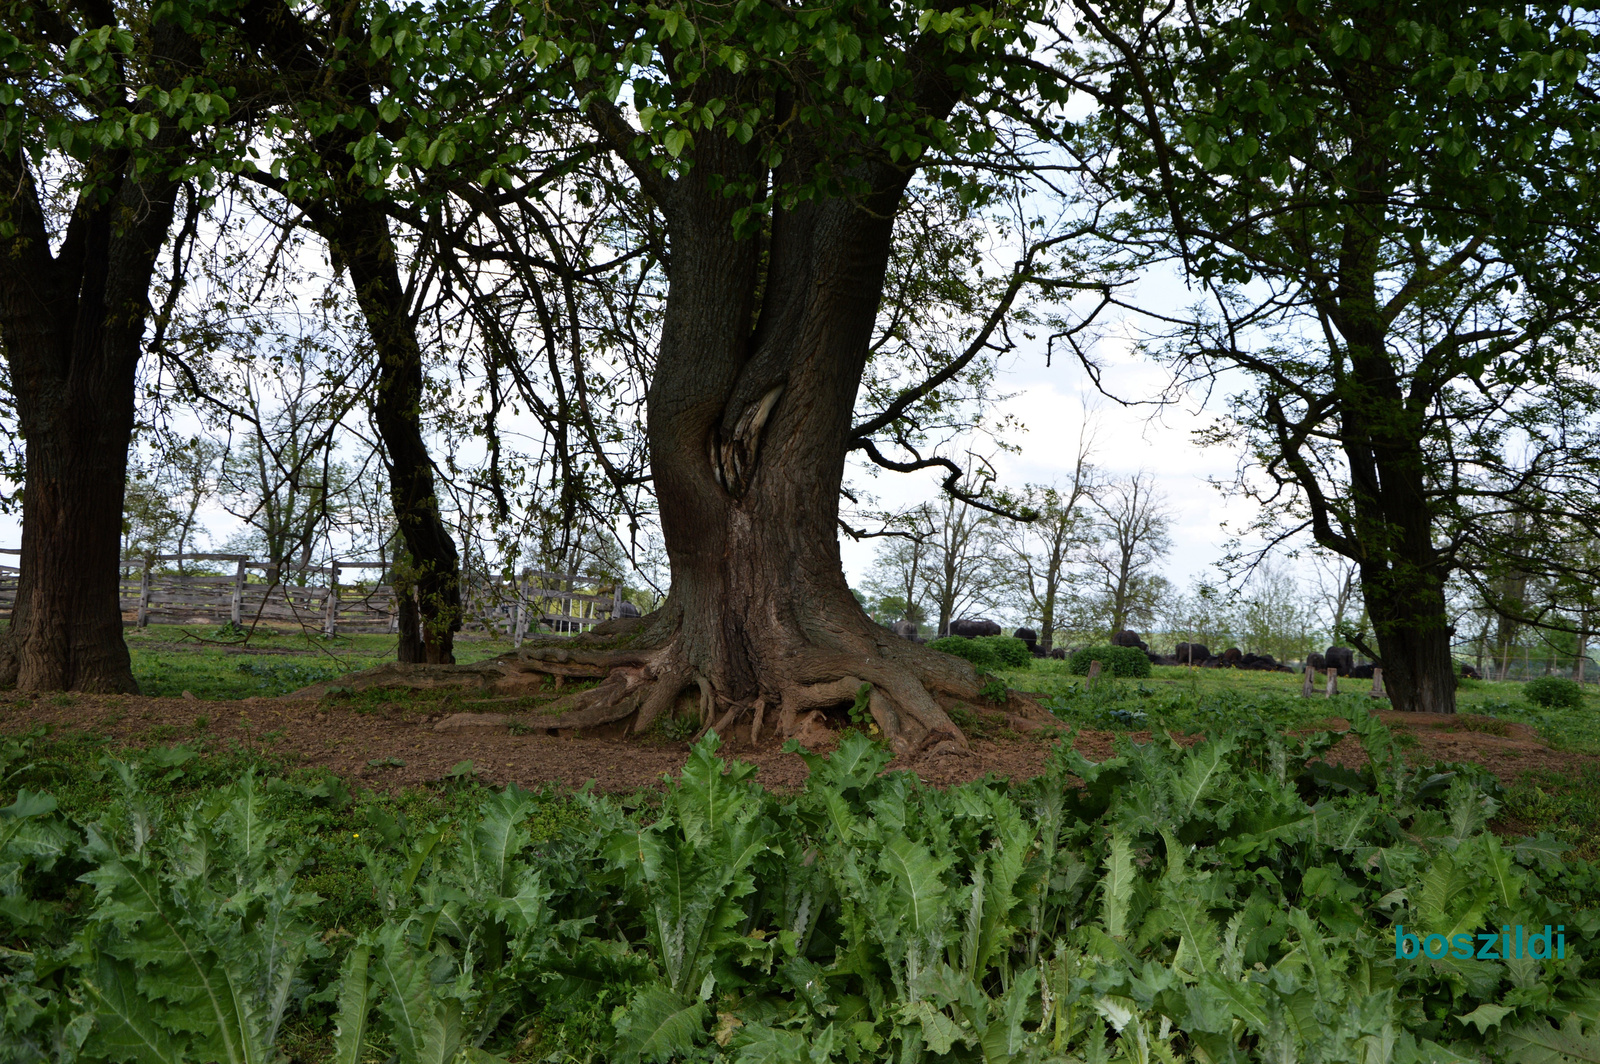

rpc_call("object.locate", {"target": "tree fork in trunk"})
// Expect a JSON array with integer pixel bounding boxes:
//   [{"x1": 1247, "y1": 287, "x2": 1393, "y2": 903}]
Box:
[
  {"x1": 504, "y1": 124, "x2": 1049, "y2": 751},
  {"x1": 442, "y1": 148, "x2": 1055, "y2": 750},
  {"x1": 1324, "y1": 189, "x2": 1457, "y2": 715}
]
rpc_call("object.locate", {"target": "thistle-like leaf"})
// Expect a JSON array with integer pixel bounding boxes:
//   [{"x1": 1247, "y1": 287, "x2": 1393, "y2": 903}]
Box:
[
  {"x1": 1498, "y1": 1013, "x2": 1600, "y2": 1063},
  {"x1": 1100, "y1": 832, "x2": 1134, "y2": 939},
  {"x1": 330, "y1": 943, "x2": 374, "y2": 1064},
  {"x1": 613, "y1": 984, "x2": 708, "y2": 1064}
]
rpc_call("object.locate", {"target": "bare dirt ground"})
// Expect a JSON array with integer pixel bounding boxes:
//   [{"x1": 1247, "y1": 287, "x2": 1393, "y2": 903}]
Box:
[
  {"x1": 3, "y1": 692, "x2": 1596, "y2": 795},
  {"x1": 1312, "y1": 711, "x2": 1597, "y2": 783}
]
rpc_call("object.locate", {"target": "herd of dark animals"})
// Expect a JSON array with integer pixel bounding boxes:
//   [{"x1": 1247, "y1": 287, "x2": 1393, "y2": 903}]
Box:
[
  {"x1": 893, "y1": 617, "x2": 1487, "y2": 679},
  {"x1": 599, "y1": 601, "x2": 1486, "y2": 680}
]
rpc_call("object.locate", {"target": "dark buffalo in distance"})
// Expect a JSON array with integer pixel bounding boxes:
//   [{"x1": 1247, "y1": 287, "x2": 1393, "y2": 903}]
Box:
[
  {"x1": 1174, "y1": 642, "x2": 1210, "y2": 665},
  {"x1": 1013, "y1": 627, "x2": 1047, "y2": 656},
  {"x1": 615, "y1": 600, "x2": 643, "y2": 619},
  {"x1": 1306, "y1": 651, "x2": 1326, "y2": 672},
  {"x1": 949, "y1": 617, "x2": 1002, "y2": 638},
  {"x1": 1460, "y1": 662, "x2": 1483, "y2": 680},
  {"x1": 1325, "y1": 646, "x2": 1355, "y2": 676},
  {"x1": 1349, "y1": 663, "x2": 1377, "y2": 680},
  {"x1": 1111, "y1": 629, "x2": 1149, "y2": 650},
  {"x1": 1149, "y1": 652, "x2": 1177, "y2": 665},
  {"x1": 1049, "y1": 647, "x2": 1067, "y2": 659},
  {"x1": 1222, "y1": 647, "x2": 1242, "y2": 665},
  {"x1": 888, "y1": 619, "x2": 919, "y2": 640}
]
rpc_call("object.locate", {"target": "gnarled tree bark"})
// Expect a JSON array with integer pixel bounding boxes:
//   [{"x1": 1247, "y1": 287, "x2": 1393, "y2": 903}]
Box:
[
  {"x1": 0, "y1": 18, "x2": 194, "y2": 692},
  {"x1": 495, "y1": 73, "x2": 1049, "y2": 752}
]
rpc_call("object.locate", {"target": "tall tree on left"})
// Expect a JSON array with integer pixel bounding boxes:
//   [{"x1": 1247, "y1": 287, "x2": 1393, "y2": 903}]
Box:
[{"x1": 0, "y1": 0, "x2": 245, "y2": 690}]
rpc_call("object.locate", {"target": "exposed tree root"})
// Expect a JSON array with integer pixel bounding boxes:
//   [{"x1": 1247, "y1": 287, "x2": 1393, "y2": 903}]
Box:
[{"x1": 288, "y1": 611, "x2": 1051, "y2": 754}]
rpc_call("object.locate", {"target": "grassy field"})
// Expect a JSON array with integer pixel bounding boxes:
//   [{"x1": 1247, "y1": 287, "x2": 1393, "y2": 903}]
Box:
[
  {"x1": 125, "y1": 623, "x2": 516, "y2": 698},
  {"x1": 99, "y1": 634, "x2": 1600, "y2": 873},
  {"x1": 992, "y1": 658, "x2": 1600, "y2": 860},
  {"x1": 998, "y1": 658, "x2": 1600, "y2": 754}
]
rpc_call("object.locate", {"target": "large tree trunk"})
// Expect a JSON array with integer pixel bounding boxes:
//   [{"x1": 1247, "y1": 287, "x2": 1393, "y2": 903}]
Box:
[
  {"x1": 323, "y1": 201, "x2": 462, "y2": 664},
  {"x1": 499, "y1": 127, "x2": 1011, "y2": 753},
  {"x1": 0, "y1": 158, "x2": 180, "y2": 692},
  {"x1": 1335, "y1": 243, "x2": 1458, "y2": 713}
]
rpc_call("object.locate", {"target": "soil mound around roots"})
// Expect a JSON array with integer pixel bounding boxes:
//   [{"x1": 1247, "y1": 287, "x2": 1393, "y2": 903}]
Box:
[
  {"x1": 288, "y1": 622, "x2": 1055, "y2": 758},
  {"x1": 3, "y1": 694, "x2": 1594, "y2": 798}
]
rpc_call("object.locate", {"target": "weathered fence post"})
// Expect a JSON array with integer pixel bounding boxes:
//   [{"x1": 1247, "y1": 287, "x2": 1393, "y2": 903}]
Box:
[
  {"x1": 1370, "y1": 667, "x2": 1385, "y2": 699},
  {"x1": 513, "y1": 575, "x2": 526, "y2": 648},
  {"x1": 1302, "y1": 664, "x2": 1315, "y2": 698},
  {"x1": 137, "y1": 557, "x2": 152, "y2": 628},
  {"x1": 612, "y1": 583, "x2": 624, "y2": 619},
  {"x1": 1087, "y1": 660, "x2": 1103, "y2": 685},
  {"x1": 324, "y1": 560, "x2": 340, "y2": 636},
  {"x1": 230, "y1": 557, "x2": 246, "y2": 627},
  {"x1": 1324, "y1": 669, "x2": 1338, "y2": 698}
]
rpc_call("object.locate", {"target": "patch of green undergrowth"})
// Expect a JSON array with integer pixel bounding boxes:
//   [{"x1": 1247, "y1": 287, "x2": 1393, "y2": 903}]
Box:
[
  {"x1": 123, "y1": 625, "x2": 514, "y2": 698},
  {"x1": 3, "y1": 710, "x2": 1598, "y2": 1062}
]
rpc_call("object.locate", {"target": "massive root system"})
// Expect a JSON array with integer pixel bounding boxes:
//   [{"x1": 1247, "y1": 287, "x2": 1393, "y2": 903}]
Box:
[{"x1": 302, "y1": 609, "x2": 1050, "y2": 756}]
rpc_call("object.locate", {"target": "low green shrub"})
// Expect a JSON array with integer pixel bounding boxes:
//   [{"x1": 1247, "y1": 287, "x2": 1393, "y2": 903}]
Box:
[
  {"x1": 974, "y1": 634, "x2": 1032, "y2": 669},
  {"x1": 1524, "y1": 675, "x2": 1586, "y2": 709},
  {"x1": 1067, "y1": 643, "x2": 1152, "y2": 678},
  {"x1": 927, "y1": 635, "x2": 1000, "y2": 672},
  {"x1": 5, "y1": 720, "x2": 1596, "y2": 1063}
]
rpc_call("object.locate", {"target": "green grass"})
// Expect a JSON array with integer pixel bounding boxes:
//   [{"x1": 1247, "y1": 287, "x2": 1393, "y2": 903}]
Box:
[
  {"x1": 1454, "y1": 678, "x2": 1600, "y2": 755},
  {"x1": 1501, "y1": 762, "x2": 1600, "y2": 864},
  {"x1": 123, "y1": 627, "x2": 1600, "y2": 754},
  {"x1": 124, "y1": 624, "x2": 515, "y2": 698},
  {"x1": 996, "y1": 659, "x2": 1600, "y2": 751}
]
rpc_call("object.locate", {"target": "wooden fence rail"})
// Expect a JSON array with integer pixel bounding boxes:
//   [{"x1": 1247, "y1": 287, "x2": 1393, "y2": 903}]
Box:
[{"x1": 0, "y1": 550, "x2": 628, "y2": 638}]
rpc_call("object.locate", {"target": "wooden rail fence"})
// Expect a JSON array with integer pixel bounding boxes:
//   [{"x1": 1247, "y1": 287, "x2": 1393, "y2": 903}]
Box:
[{"x1": 0, "y1": 550, "x2": 627, "y2": 640}]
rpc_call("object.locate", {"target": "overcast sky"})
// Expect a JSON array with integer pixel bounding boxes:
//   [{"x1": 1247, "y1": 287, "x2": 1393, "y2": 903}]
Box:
[{"x1": 837, "y1": 268, "x2": 1278, "y2": 596}]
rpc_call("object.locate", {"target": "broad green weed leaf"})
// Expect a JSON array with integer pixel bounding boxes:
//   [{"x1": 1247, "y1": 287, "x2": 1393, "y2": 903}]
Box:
[
  {"x1": 1165, "y1": 895, "x2": 1220, "y2": 976},
  {"x1": 330, "y1": 943, "x2": 374, "y2": 1064},
  {"x1": 82, "y1": 954, "x2": 184, "y2": 1064},
  {"x1": 1499, "y1": 1013, "x2": 1600, "y2": 1063},
  {"x1": 1417, "y1": 848, "x2": 1493, "y2": 939},
  {"x1": 1480, "y1": 834, "x2": 1527, "y2": 911},
  {"x1": 0, "y1": 789, "x2": 57, "y2": 820},
  {"x1": 614, "y1": 985, "x2": 707, "y2": 1064},
  {"x1": 1459, "y1": 1002, "x2": 1513, "y2": 1034},
  {"x1": 880, "y1": 835, "x2": 949, "y2": 938},
  {"x1": 1100, "y1": 832, "x2": 1134, "y2": 939},
  {"x1": 371, "y1": 925, "x2": 461, "y2": 1064},
  {"x1": 1173, "y1": 736, "x2": 1235, "y2": 818},
  {"x1": 730, "y1": 1023, "x2": 808, "y2": 1063},
  {"x1": 903, "y1": 999, "x2": 971, "y2": 1054}
]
